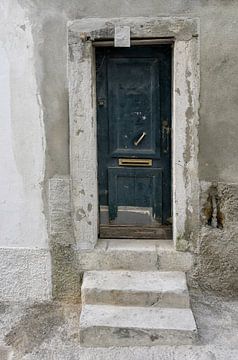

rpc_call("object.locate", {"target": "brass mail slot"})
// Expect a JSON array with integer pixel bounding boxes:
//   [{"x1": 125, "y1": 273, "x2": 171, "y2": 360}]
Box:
[{"x1": 118, "y1": 158, "x2": 152, "y2": 167}]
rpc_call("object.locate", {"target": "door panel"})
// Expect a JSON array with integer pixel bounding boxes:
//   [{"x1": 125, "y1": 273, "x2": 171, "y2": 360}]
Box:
[
  {"x1": 108, "y1": 167, "x2": 162, "y2": 221},
  {"x1": 96, "y1": 45, "x2": 172, "y2": 236},
  {"x1": 108, "y1": 58, "x2": 160, "y2": 157}
]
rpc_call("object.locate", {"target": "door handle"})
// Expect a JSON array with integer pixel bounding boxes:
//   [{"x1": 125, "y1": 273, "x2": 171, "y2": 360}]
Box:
[
  {"x1": 162, "y1": 120, "x2": 170, "y2": 154},
  {"x1": 134, "y1": 132, "x2": 146, "y2": 146}
]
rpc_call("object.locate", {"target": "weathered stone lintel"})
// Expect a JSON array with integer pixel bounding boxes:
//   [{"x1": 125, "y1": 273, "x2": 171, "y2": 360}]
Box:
[{"x1": 68, "y1": 17, "x2": 199, "y2": 43}]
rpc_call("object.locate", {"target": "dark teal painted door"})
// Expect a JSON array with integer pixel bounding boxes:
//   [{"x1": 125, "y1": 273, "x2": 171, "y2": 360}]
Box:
[{"x1": 96, "y1": 45, "x2": 171, "y2": 226}]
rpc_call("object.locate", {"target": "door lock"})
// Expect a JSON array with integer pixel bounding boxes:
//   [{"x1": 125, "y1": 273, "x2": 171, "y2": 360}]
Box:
[
  {"x1": 97, "y1": 98, "x2": 105, "y2": 106},
  {"x1": 162, "y1": 120, "x2": 170, "y2": 153}
]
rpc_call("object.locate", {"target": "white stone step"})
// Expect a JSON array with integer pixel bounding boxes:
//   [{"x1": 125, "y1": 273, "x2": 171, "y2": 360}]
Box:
[
  {"x1": 82, "y1": 271, "x2": 190, "y2": 308},
  {"x1": 80, "y1": 304, "x2": 197, "y2": 347},
  {"x1": 77, "y1": 239, "x2": 193, "y2": 272}
]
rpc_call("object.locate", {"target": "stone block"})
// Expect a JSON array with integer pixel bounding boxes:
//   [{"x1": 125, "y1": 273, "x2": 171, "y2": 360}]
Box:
[
  {"x1": 82, "y1": 270, "x2": 190, "y2": 308},
  {"x1": 80, "y1": 304, "x2": 197, "y2": 347}
]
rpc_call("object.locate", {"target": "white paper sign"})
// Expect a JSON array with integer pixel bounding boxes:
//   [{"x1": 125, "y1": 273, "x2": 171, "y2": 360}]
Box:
[{"x1": 114, "y1": 26, "x2": 130, "y2": 47}]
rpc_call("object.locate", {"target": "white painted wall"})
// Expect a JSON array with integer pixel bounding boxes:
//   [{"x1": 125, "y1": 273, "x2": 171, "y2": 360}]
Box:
[{"x1": 0, "y1": 0, "x2": 48, "y2": 249}]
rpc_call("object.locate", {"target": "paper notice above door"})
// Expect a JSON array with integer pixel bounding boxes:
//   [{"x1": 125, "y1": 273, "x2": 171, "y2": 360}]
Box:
[{"x1": 114, "y1": 26, "x2": 130, "y2": 47}]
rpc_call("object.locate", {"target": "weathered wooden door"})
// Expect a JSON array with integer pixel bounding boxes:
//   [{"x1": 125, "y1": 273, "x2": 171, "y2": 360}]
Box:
[{"x1": 96, "y1": 45, "x2": 172, "y2": 238}]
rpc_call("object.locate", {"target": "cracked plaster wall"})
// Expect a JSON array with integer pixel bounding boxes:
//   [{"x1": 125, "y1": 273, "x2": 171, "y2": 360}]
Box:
[
  {"x1": 1, "y1": 0, "x2": 238, "y2": 300},
  {"x1": 189, "y1": 181, "x2": 238, "y2": 296}
]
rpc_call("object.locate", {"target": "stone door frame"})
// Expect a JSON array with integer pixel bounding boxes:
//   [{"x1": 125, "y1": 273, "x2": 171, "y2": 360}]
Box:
[{"x1": 68, "y1": 17, "x2": 200, "y2": 251}]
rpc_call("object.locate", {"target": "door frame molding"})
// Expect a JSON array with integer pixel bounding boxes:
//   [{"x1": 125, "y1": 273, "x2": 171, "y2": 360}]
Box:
[{"x1": 68, "y1": 17, "x2": 200, "y2": 251}]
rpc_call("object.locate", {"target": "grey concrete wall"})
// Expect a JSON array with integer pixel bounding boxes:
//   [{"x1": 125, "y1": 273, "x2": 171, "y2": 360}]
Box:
[
  {"x1": 0, "y1": 0, "x2": 238, "y2": 299},
  {"x1": 0, "y1": 0, "x2": 52, "y2": 301}
]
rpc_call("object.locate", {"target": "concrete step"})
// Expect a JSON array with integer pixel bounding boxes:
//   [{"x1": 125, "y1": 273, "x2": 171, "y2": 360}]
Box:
[
  {"x1": 80, "y1": 304, "x2": 197, "y2": 347},
  {"x1": 77, "y1": 239, "x2": 193, "y2": 272},
  {"x1": 82, "y1": 270, "x2": 190, "y2": 308}
]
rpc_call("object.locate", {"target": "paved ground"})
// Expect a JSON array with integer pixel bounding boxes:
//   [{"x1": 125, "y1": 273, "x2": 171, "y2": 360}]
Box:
[{"x1": 0, "y1": 290, "x2": 238, "y2": 359}]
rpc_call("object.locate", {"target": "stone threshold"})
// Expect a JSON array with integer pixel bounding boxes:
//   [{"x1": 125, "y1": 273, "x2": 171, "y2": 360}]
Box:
[{"x1": 76, "y1": 239, "x2": 193, "y2": 272}]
